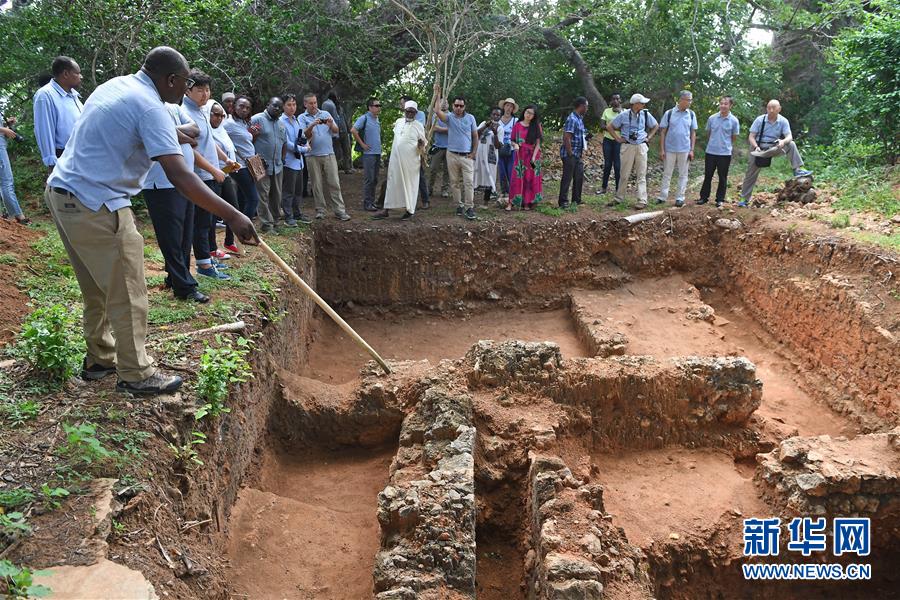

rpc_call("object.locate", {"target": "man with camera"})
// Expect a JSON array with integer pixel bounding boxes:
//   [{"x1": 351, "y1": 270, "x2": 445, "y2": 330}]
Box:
[
  {"x1": 351, "y1": 97, "x2": 383, "y2": 212},
  {"x1": 33, "y1": 56, "x2": 83, "y2": 173},
  {"x1": 0, "y1": 111, "x2": 29, "y2": 224},
  {"x1": 300, "y1": 93, "x2": 350, "y2": 221},
  {"x1": 251, "y1": 97, "x2": 288, "y2": 231},
  {"x1": 607, "y1": 93, "x2": 659, "y2": 209},
  {"x1": 739, "y1": 99, "x2": 812, "y2": 207},
  {"x1": 559, "y1": 96, "x2": 589, "y2": 208},
  {"x1": 280, "y1": 93, "x2": 312, "y2": 226}
]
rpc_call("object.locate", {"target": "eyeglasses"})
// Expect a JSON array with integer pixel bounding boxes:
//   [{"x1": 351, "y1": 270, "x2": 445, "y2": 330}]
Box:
[
  {"x1": 371, "y1": 104, "x2": 382, "y2": 108},
  {"x1": 453, "y1": 104, "x2": 465, "y2": 108},
  {"x1": 170, "y1": 73, "x2": 196, "y2": 87}
]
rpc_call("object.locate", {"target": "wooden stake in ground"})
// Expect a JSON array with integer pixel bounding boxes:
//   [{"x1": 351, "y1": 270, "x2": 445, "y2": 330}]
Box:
[{"x1": 257, "y1": 240, "x2": 392, "y2": 375}]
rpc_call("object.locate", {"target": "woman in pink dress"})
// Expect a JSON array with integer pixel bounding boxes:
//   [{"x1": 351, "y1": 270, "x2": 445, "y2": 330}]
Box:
[{"x1": 508, "y1": 104, "x2": 544, "y2": 210}]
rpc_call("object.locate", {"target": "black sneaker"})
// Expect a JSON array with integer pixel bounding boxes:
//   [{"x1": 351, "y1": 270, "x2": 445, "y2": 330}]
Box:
[
  {"x1": 116, "y1": 371, "x2": 183, "y2": 396},
  {"x1": 559, "y1": 202, "x2": 570, "y2": 209},
  {"x1": 456, "y1": 206, "x2": 464, "y2": 216},
  {"x1": 81, "y1": 359, "x2": 116, "y2": 381},
  {"x1": 675, "y1": 199, "x2": 685, "y2": 208},
  {"x1": 401, "y1": 211, "x2": 414, "y2": 220},
  {"x1": 465, "y1": 207, "x2": 476, "y2": 220},
  {"x1": 715, "y1": 201, "x2": 724, "y2": 208},
  {"x1": 654, "y1": 198, "x2": 665, "y2": 205},
  {"x1": 372, "y1": 209, "x2": 389, "y2": 220},
  {"x1": 176, "y1": 290, "x2": 210, "y2": 304},
  {"x1": 421, "y1": 201, "x2": 430, "y2": 210},
  {"x1": 696, "y1": 198, "x2": 709, "y2": 205}
]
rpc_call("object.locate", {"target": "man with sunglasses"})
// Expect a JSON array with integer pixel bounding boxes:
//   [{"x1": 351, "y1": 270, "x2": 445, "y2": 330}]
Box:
[
  {"x1": 433, "y1": 84, "x2": 478, "y2": 220},
  {"x1": 45, "y1": 46, "x2": 257, "y2": 396},
  {"x1": 351, "y1": 97, "x2": 383, "y2": 211}
]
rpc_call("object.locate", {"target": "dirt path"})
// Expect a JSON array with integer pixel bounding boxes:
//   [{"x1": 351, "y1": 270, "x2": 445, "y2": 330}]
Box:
[{"x1": 226, "y1": 448, "x2": 394, "y2": 599}]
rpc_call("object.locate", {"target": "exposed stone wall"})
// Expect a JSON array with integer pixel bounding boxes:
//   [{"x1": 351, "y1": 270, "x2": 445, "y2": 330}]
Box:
[{"x1": 373, "y1": 386, "x2": 478, "y2": 598}]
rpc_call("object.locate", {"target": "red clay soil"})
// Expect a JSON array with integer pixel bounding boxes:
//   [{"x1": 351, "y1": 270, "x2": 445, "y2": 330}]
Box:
[
  {"x1": 0, "y1": 219, "x2": 39, "y2": 344},
  {"x1": 303, "y1": 308, "x2": 588, "y2": 384},
  {"x1": 226, "y1": 447, "x2": 394, "y2": 599}
]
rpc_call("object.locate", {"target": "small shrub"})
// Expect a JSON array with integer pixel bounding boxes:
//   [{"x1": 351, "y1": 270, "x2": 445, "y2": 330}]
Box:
[
  {"x1": 0, "y1": 489, "x2": 34, "y2": 510},
  {"x1": 0, "y1": 512, "x2": 30, "y2": 537},
  {"x1": 194, "y1": 336, "x2": 253, "y2": 420},
  {"x1": 829, "y1": 213, "x2": 851, "y2": 229},
  {"x1": 39, "y1": 485, "x2": 69, "y2": 510},
  {"x1": 11, "y1": 305, "x2": 84, "y2": 384},
  {"x1": 56, "y1": 423, "x2": 117, "y2": 473},
  {"x1": 2, "y1": 400, "x2": 41, "y2": 427},
  {"x1": 169, "y1": 431, "x2": 206, "y2": 468},
  {"x1": 0, "y1": 560, "x2": 51, "y2": 598}
]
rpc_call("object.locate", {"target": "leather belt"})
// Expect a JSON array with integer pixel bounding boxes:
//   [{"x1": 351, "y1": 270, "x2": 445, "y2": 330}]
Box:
[{"x1": 51, "y1": 186, "x2": 74, "y2": 196}]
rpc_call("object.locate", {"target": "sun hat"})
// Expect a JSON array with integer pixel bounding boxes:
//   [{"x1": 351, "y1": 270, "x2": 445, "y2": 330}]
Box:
[{"x1": 498, "y1": 97, "x2": 519, "y2": 113}]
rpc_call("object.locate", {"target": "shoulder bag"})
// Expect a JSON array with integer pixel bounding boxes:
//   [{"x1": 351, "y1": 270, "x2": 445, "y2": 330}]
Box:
[{"x1": 754, "y1": 118, "x2": 772, "y2": 168}]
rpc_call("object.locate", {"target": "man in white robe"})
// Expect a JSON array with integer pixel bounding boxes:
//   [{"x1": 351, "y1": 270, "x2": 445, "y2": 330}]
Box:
[{"x1": 373, "y1": 101, "x2": 427, "y2": 221}]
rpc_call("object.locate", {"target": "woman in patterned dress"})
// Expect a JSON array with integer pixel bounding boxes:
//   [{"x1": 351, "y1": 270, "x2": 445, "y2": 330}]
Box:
[{"x1": 508, "y1": 104, "x2": 543, "y2": 210}]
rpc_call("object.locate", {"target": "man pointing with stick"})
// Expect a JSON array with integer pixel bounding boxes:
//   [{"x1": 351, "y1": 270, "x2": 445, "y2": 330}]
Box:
[{"x1": 45, "y1": 46, "x2": 258, "y2": 396}]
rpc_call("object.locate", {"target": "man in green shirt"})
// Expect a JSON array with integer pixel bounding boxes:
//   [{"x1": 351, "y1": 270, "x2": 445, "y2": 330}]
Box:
[{"x1": 600, "y1": 92, "x2": 623, "y2": 194}]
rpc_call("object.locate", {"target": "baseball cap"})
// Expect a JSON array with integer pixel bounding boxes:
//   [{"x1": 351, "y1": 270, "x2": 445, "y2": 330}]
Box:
[{"x1": 629, "y1": 93, "x2": 651, "y2": 104}]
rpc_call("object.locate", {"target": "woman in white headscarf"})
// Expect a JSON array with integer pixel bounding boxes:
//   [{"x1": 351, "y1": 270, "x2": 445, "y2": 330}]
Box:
[{"x1": 373, "y1": 100, "x2": 427, "y2": 220}]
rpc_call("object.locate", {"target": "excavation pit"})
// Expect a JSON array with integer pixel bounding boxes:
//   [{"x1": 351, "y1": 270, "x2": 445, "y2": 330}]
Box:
[{"x1": 220, "y1": 215, "x2": 898, "y2": 599}]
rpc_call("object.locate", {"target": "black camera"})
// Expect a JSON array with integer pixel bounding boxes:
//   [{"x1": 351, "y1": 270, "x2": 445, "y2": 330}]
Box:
[
  {"x1": 12, "y1": 133, "x2": 24, "y2": 143},
  {"x1": 628, "y1": 130, "x2": 638, "y2": 141}
]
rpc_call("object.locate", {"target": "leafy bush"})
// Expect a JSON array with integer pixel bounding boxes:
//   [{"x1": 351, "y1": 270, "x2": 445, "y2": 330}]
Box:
[
  {"x1": 0, "y1": 560, "x2": 51, "y2": 598},
  {"x1": 11, "y1": 305, "x2": 84, "y2": 384},
  {"x1": 0, "y1": 489, "x2": 34, "y2": 510},
  {"x1": 56, "y1": 423, "x2": 117, "y2": 473},
  {"x1": 194, "y1": 336, "x2": 253, "y2": 420}
]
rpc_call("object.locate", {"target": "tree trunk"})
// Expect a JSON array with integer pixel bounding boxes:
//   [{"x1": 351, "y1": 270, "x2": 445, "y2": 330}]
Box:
[{"x1": 541, "y1": 26, "x2": 607, "y2": 119}]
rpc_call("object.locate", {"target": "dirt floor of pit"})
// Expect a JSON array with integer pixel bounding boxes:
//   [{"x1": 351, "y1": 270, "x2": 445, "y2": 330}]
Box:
[
  {"x1": 226, "y1": 447, "x2": 394, "y2": 599},
  {"x1": 573, "y1": 274, "x2": 859, "y2": 439},
  {"x1": 303, "y1": 308, "x2": 588, "y2": 383}
]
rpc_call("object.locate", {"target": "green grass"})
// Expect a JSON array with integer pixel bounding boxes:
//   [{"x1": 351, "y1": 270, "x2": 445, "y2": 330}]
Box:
[
  {"x1": 147, "y1": 299, "x2": 198, "y2": 325},
  {"x1": 0, "y1": 253, "x2": 18, "y2": 265},
  {"x1": 850, "y1": 232, "x2": 900, "y2": 252},
  {"x1": 829, "y1": 213, "x2": 851, "y2": 229}
]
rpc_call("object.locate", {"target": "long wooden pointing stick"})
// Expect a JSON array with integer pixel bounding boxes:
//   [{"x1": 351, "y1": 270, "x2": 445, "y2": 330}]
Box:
[{"x1": 257, "y1": 240, "x2": 392, "y2": 375}]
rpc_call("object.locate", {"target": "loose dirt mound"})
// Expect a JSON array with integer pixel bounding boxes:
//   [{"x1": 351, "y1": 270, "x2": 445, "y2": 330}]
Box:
[{"x1": 0, "y1": 219, "x2": 39, "y2": 344}]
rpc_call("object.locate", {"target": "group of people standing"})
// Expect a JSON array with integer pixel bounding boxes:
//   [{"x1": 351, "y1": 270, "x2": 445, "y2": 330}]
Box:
[{"x1": 577, "y1": 90, "x2": 812, "y2": 209}]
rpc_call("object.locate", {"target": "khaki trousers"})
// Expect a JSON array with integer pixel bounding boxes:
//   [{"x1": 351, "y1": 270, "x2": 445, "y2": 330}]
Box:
[
  {"x1": 255, "y1": 171, "x2": 283, "y2": 226},
  {"x1": 307, "y1": 154, "x2": 347, "y2": 216},
  {"x1": 658, "y1": 151, "x2": 690, "y2": 203},
  {"x1": 45, "y1": 187, "x2": 154, "y2": 382},
  {"x1": 446, "y1": 151, "x2": 475, "y2": 209},
  {"x1": 740, "y1": 141, "x2": 805, "y2": 201},
  {"x1": 615, "y1": 142, "x2": 648, "y2": 203}
]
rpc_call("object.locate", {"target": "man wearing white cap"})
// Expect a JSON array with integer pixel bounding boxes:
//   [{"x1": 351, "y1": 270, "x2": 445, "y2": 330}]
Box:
[
  {"x1": 657, "y1": 90, "x2": 698, "y2": 208},
  {"x1": 373, "y1": 101, "x2": 427, "y2": 220},
  {"x1": 607, "y1": 93, "x2": 659, "y2": 209}
]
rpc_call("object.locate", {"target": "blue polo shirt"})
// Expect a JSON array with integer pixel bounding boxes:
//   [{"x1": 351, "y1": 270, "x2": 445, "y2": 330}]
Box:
[
  {"x1": 750, "y1": 114, "x2": 791, "y2": 147},
  {"x1": 446, "y1": 112, "x2": 477, "y2": 153},
  {"x1": 610, "y1": 109, "x2": 658, "y2": 145},
  {"x1": 353, "y1": 112, "x2": 382, "y2": 155},
  {"x1": 659, "y1": 106, "x2": 698, "y2": 153},
  {"x1": 223, "y1": 118, "x2": 255, "y2": 167},
  {"x1": 47, "y1": 70, "x2": 181, "y2": 212},
  {"x1": 299, "y1": 110, "x2": 335, "y2": 157},
  {"x1": 143, "y1": 104, "x2": 195, "y2": 190},
  {"x1": 251, "y1": 111, "x2": 287, "y2": 174},
  {"x1": 33, "y1": 79, "x2": 83, "y2": 167},
  {"x1": 705, "y1": 112, "x2": 740, "y2": 156},
  {"x1": 181, "y1": 95, "x2": 218, "y2": 181}
]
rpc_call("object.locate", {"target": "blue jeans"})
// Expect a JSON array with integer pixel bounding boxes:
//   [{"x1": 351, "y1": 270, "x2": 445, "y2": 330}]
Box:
[
  {"x1": 602, "y1": 137, "x2": 621, "y2": 191},
  {"x1": 0, "y1": 144, "x2": 23, "y2": 218},
  {"x1": 498, "y1": 152, "x2": 514, "y2": 195}
]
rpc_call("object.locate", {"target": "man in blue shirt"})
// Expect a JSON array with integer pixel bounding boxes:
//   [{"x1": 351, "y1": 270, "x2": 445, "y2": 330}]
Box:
[
  {"x1": 33, "y1": 56, "x2": 83, "y2": 171},
  {"x1": 559, "y1": 96, "x2": 588, "y2": 208},
  {"x1": 698, "y1": 96, "x2": 740, "y2": 207},
  {"x1": 607, "y1": 93, "x2": 659, "y2": 209},
  {"x1": 280, "y1": 94, "x2": 311, "y2": 225},
  {"x1": 300, "y1": 93, "x2": 350, "y2": 220},
  {"x1": 351, "y1": 97, "x2": 383, "y2": 211},
  {"x1": 657, "y1": 90, "x2": 698, "y2": 207},
  {"x1": 45, "y1": 46, "x2": 256, "y2": 395},
  {"x1": 428, "y1": 99, "x2": 450, "y2": 198},
  {"x1": 433, "y1": 86, "x2": 478, "y2": 220},
  {"x1": 739, "y1": 99, "x2": 812, "y2": 206},
  {"x1": 251, "y1": 97, "x2": 288, "y2": 231}
]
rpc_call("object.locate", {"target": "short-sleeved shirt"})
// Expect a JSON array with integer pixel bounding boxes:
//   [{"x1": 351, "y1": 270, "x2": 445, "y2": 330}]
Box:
[
  {"x1": 223, "y1": 118, "x2": 256, "y2": 167},
  {"x1": 353, "y1": 112, "x2": 382, "y2": 155},
  {"x1": 750, "y1": 114, "x2": 791, "y2": 147},
  {"x1": 659, "y1": 106, "x2": 698, "y2": 153},
  {"x1": 561, "y1": 111, "x2": 585, "y2": 158},
  {"x1": 610, "y1": 109, "x2": 658, "y2": 145},
  {"x1": 414, "y1": 110, "x2": 426, "y2": 126},
  {"x1": 181, "y1": 95, "x2": 219, "y2": 181},
  {"x1": 705, "y1": 112, "x2": 740, "y2": 156},
  {"x1": 601, "y1": 107, "x2": 623, "y2": 140},
  {"x1": 144, "y1": 104, "x2": 195, "y2": 190},
  {"x1": 299, "y1": 110, "x2": 335, "y2": 157},
  {"x1": 251, "y1": 111, "x2": 287, "y2": 174},
  {"x1": 446, "y1": 112, "x2": 477, "y2": 153},
  {"x1": 280, "y1": 114, "x2": 305, "y2": 170},
  {"x1": 211, "y1": 122, "x2": 236, "y2": 167},
  {"x1": 47, "y1": 70, "x2": 181, "y2": 212},
  {"x1": 496, "y1": 116, "x2": 517, "y2": 146},
  {"x1": 428, "y1": 114, "x2": 447, "y2": 149}
]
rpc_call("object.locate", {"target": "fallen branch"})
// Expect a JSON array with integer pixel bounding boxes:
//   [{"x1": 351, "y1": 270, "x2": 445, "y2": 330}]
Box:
[{"x1": 155, "y1": 321, "x2": 245, "y2": 343}]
